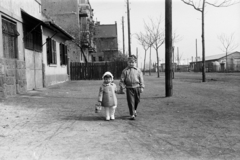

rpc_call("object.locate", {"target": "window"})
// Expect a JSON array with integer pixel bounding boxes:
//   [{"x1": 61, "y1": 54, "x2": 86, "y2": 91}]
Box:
[
  {"x1": 92, "y1": 56, "x2": 96, "y2": 62},
  {"x1": 99, "y1": 56, "x2": 103, "y2": 61},
  {"x1": 23, "y1": 25, "x2": 42, "y2": 52},
  {"x1": 46, "y1": 38, "x2": 57, "y2": 64},
  {"x1": 60, "y1": 43, "x2": 68, "y2": 65},
  {"x1": 2, "y1": 17, "x2": 19, "y2": 59}
]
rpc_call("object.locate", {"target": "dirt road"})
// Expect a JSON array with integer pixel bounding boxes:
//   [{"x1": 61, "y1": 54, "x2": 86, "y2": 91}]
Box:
[{"x1": 0, "y1": 72, "x2": 240, "y2": 160}]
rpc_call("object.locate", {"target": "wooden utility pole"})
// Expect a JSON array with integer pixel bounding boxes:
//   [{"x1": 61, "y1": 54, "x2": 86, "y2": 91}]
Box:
[
  {"x1": 201, "y1": 0, "x2": 206, "y2": 82},
  {"x1": 177, "y1": 47, "x2": 179, "y2": 67},
  {"x1": 127, "y1": 0, "x2": 131, "y2": 56},
  {"x1": 196, "y1": 39, "x2": 197, "y2": 71},
  {"x1": 165, "y1": 0, "x2": 173, "y2": 97},
  {"x1": 149, "y1": 46, "x2": 151, "y2": 75},
  {"x1": 122, "y1": 16, "x2": 125, "y2": 55},
  {"x1": 172, "y1": 46, "x2": 174, "y2": 79}
]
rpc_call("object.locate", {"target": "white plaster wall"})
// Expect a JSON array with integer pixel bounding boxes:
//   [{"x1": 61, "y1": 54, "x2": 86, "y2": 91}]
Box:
[
  {"x1": 0, "y1": 0, "x2": 40, "y2": 61},
  {"x1": 0, "y1": 0, "x2": 42, "y2": 20},
  {"x1": 42, "y1": 27, "x2": 68, "y2": 76}
]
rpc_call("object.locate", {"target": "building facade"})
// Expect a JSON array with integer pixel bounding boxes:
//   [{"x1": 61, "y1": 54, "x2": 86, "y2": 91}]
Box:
[
  {"x1": 93, "y1": 22, "x2": 118, "y2": 62},
  {"x1": 0, "y1": 0, "x2": 73, "y2": 98},
  {"x1": 41, "y1": 0, "x2": 95, "y2": 63},
  {"x1": 190, "y1": 51, "x2": 240, "y2": 72}
]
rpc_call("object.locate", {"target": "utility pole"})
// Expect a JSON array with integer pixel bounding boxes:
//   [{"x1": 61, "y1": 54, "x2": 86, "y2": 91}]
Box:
[
  {"x1": 122, "y1": 16, "x2": 125, "y2": 55},
  {"x1": 177, "y1": 47, "x2": 179, "y2": 66},
  {"x1": 149, "y1": 46, "x2": 151, "y2": 75},
  {"x1": 165, "y1": 0, "x2": 173, "y2": 97},
  {"x1": 127, "y1": 0, "x2": 131, "y2": 56},
  {"x1": 196, "y1": 39, "x2": 197, "y2": 72},
  {"x1": 172, "y1": 46, "x2": 174, "y2": 79}
]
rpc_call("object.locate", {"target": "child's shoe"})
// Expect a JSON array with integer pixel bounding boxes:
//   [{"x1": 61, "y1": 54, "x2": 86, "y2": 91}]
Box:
[
  {"x1": 134, "y1": 110, "x2": 137, "y2": 117},
  {"x1": 106, "y1": 117, "x2": 110, "y2": 121},
  {"x1": 129, "y1": 115, "x2": 135, "y2": 120},
  {"x1": 110, "y1": 115, "x2": 115, "y2": 120}
]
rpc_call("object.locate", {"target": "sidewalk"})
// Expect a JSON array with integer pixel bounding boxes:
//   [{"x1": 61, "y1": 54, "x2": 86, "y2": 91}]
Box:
[{"x1": 0, "y1": 72, "x2": 240, "y2": 160}]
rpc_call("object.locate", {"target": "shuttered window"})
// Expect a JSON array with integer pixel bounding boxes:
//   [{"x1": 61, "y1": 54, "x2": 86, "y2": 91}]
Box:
[
  {"x1": 60, "y1": 43, "x2": 68, "y2": 65},
  {"x1": 46, "y1": 38, "x2": 57, "y2": 65},
  {"x1": 23, "y1": 26, "x2": 42, "y2": 52},
  {"x1": 2, "y1": 17, "x2": 19, "y2": 59}
]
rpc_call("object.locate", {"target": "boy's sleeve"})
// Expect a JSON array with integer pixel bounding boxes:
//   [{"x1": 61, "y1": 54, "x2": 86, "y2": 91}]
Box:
[
  {"x1": 98, "y1": 86, "x2": 103, "y2": 102},
  {"x1": 139, "y1": 70, "x2": 145, "y2": 88}
]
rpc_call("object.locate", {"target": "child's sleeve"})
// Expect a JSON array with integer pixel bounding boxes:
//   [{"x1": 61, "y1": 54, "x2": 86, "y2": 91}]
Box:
[
  {"x1": 139, "y1": 70, "x2": 145, "y2": 88},
  {"x1": 119, "y1": 70, "x2": 126, "y2": 89},
  {"x1": 98, "y1": 86, "x2": 103, "y2": 102}
]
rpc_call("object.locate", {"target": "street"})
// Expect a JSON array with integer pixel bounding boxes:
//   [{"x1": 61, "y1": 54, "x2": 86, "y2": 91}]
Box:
[{"x1": 1, "y1": 72, "x2": 240, "y2": 160}]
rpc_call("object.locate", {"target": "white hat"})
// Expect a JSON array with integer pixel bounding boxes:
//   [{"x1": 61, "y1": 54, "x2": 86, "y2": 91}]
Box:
[{"x1": 102, "y1": 71, "x2": 113, "y2": 79}]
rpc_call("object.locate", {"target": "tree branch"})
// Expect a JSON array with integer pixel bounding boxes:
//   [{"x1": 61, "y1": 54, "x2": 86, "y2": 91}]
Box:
[
  {"x1": 206, "y1": 0, "x2": 240, "y2": 7},
  {"x1": 181, "y1": 0, "x2": 203, "y2": 12}
]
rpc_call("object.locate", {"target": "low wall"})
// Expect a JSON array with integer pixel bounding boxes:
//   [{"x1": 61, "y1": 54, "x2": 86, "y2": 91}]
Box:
[
  {"x1": 44, "y1": 74, "x2": 68, "y2": 87},
  {"x1": 0, "y1": 58, "x2": 27, "y2": 98}
]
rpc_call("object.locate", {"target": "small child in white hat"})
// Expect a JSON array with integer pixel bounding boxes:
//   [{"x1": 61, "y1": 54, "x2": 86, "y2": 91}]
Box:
[{"x1": 97, "y1": 71, "x2": 118, "y2": 121}]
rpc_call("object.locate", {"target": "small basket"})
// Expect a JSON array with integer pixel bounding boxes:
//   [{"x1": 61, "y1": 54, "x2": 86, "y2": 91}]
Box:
[{"x1": 95, "y1": 104, "x2": 102, "y2": 113}]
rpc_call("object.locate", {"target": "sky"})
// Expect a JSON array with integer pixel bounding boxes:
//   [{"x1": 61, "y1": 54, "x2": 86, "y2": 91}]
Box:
[{"x1": 90, "y1": 0, "x2": 240, "y2": 66}]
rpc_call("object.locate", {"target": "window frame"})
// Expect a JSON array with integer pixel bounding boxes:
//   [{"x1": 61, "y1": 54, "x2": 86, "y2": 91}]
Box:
[
  {"x1": 60, "y1": 43, "x2": 68, "y2": 65},
  {"x1": 2, "y1": 16, "x2": 19, "y2": 59},
  {"x1": 46, "y1": 38, "x2": 57, "y2": 65}
]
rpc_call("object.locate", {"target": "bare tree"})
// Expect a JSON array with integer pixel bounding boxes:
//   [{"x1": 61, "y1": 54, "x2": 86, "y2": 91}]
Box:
[
  {"x1": 218, "y1": 33, "x2": 239, "y2": 71},
  {"x1": 135, "y1": 32, "x2": 150, "y2": 75},
  {"x1": 181, "y1": 0, "x2": 239, "y2": 82},
  {"x1": 144, "y1": 18, "x2": 165, "y2": 78}
]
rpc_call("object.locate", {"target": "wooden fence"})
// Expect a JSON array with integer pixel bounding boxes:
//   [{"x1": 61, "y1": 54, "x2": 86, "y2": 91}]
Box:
[{"x1": 70, "y1": 61, "x2": 127, "y2": 80}]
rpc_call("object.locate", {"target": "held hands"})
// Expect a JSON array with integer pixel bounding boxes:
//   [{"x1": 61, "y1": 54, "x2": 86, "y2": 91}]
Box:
[
  {"x1": 140, "y1": 88, "x2": 144, "y2": 93},
  {"x1": 97, "y1": 102, "x2": 102, "y2": 106}
]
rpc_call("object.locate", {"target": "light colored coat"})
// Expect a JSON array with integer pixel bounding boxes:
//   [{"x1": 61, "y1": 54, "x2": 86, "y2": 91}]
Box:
[
  {"x1": 98, "y1": 83, "x2": 117, "y2": 107},
  {"x1": 119, "y1": 66, "x2": 145, "y2": 89}
]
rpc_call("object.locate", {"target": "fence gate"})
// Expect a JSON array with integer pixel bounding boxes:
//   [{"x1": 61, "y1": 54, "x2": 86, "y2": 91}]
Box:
[{"x1": 70, "y1": 62, "x2": 127, "y2": 80}]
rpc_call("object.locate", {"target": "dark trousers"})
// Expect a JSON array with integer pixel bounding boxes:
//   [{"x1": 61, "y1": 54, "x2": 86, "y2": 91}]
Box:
[{"x1": 126, "y1": 88, "x2": 140, "y2": 116}]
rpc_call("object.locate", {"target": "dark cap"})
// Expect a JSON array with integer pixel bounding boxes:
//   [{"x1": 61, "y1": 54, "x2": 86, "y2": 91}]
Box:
[{"x1": 128, "y1": 55, "x2": 137, "y2": 62}]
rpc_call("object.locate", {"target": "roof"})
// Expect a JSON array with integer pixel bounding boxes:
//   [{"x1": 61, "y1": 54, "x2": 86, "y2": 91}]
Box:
[
  {"x1": 43, "y1": 21, "x2": 74, "y2": 40},
  {"x1": 205, "y1": 53, "x2": 225, "y2": 61},
  {"x1": 192, "y1": 51, "x2": 240, "y2": 63},
  {"x1": 95, "y1": 24, "x2": 117, "y2": 38},
  {"x1": 21, "y1": 10, "x2": 74, "y2": 40}
]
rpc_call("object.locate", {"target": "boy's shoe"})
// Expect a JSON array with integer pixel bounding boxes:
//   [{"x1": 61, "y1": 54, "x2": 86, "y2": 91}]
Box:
[
  {"x1": 110, "y1": 115, "x2": 115, "y2": 120},
  {"x1": 129, "y1": 115, "x2": 135, "y2": 120},
  {"x1": 106, "y1": 117, "x2": 110, "y2": 121},
  {"x1": 134, "y1": 110, "x2": 137, "y2": 117}
]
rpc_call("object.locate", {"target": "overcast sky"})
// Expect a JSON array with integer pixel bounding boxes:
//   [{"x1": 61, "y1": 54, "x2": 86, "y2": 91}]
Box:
[{"x1": 90, "y1": 0, "x2": 240, "y2": 65}]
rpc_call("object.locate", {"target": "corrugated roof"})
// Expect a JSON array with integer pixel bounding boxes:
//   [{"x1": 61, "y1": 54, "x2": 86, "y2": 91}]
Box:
[
  {"x1": 205, "y1": 53, "x2": 225, "y2": 61},
  {"x1": 95, "y1": 24, "x2": 117, "y2": 38},
  {"x1": 196, "y1": 51, "x2": 240, "y2": 62}
]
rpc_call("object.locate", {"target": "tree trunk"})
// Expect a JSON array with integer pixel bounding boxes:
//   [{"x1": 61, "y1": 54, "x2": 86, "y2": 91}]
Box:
[
  {"x1": 156, "y1": 49, "x2": 160, "y2": 78},
  {"x1": 143, "y1": 50, "x2": 147, "y2": 75},
  {"x1": 202, "y1": 1, "x2": 206, "y2": 82},
  {"x1": 149, "y1": 47, "x2": 151, "y2": 75},
  {"x1": 225, "y1": 51, "x2": 228, "y2": 72}
]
